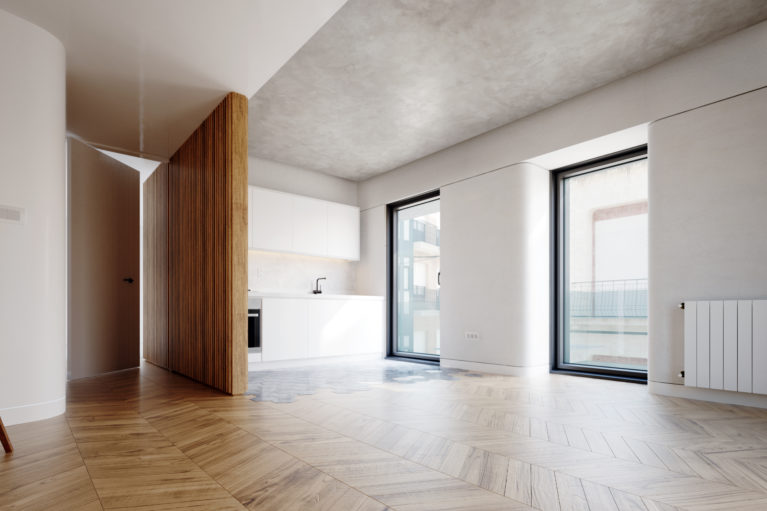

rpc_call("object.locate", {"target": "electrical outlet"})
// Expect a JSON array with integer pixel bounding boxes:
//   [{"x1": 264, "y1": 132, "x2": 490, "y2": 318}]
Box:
[{"x1": 464, "y1": 331, "x2": 480, "y2": 341}]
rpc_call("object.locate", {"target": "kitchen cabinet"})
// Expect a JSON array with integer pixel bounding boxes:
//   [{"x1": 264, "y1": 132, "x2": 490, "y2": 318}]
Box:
[
  {"x1": 260, "y1": 295, "x2": 383, "y2": 362},
  {"x1": 326, "y1": 202, "x2": 360, "y2": 260},
  {"x1": 328, "y1": 299, "x2": 383, "y2": 355},
  {"x1": 261, "y1": 298, "x2": 309, "y2": 361},
  {"x1": 247, "y1": 187, "x2": 254, "y2": 249},
  {"x1": 292, "y1": 196, "x2": 327, "y2": 256},
  {"x1": 307, "y1": 299, "x2": 349, "y2": 358},
  {"x1": 250, "y1": 187, "x2": 293, "y2": 253},
  {"x1": 248, "y1": 186, "x2": 359, "y2": 260}
]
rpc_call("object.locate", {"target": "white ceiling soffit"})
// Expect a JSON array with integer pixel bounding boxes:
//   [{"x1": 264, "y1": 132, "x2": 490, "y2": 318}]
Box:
[
  {"x1": 248, "y1": 0, "x2": 767, "y2": 181},
  {"x1": 96, "y1": 148, "x2": 161, "y2": 182},
  {"x1": 0, "y1": 0, "x2": 347, "y2": 159}
]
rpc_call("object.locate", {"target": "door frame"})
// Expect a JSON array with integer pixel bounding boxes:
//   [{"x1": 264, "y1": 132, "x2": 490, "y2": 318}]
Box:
[
  {"x1": 551, "y1": 146, "x2": 648, "y2": 382},
  {"x1": 387, "y1": 189, "x2": 441, "y2": 362}
]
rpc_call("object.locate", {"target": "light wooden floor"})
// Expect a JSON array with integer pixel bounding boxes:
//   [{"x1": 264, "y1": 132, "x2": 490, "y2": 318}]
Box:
[{"x1": 4, "y1": 362, "x2": 767, "y2": 510}]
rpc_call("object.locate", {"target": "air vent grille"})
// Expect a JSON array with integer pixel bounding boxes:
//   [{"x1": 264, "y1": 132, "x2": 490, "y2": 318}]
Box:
[{"x1": 0, "y1": 205, "x2": 24, "y2": 224}]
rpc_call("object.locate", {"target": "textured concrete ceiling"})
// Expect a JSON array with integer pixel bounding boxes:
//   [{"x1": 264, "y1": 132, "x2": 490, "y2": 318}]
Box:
[{"x1": 248, "y1": 0, "x2": 767, "y2": 181}]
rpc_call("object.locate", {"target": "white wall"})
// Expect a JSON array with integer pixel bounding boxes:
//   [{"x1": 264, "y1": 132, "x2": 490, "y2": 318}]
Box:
[
  {"x1": 0, "y1": 10, "x2": 66, "y2": 425},
  {"x1": 440, "y1": 163, "x2": 549, "y2": 373},
  {"x1": 249, "y1": 156, "x2": 357, "y2": 205},
  {"x1": 248, "y1": 156, "x2": 363, "y2": 296},
  {"x1": 648, "y1": 87, "x2": 767, "y2": 399},
  {"x1": 356, "y1": 20, "x2": 767, "y2": 378},
  {"x1": 356, "y1": 206, "x2": 387, "y2": 296}
]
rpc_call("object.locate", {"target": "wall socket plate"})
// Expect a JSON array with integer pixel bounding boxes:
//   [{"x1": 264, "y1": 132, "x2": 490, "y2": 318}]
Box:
[
  {"x1": 464, "y1": 331, "x2": 480, "y2": 341},
  {"x1": 0, "y1": 205, "x2": 24, "y2": 225}
]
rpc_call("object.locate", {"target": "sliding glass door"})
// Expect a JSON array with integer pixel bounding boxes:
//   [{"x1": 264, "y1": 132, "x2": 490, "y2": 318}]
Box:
[
  {"x1": 390, "y1": 192, "x2": 440, "y2": 359},
  {"x1": 556, "y1": 150, "x2": 648, "y2": 378}
]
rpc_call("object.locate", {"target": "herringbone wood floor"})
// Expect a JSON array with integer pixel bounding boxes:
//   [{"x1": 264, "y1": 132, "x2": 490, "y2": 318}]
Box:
[{"x1": 3, "y1": 361, "x2": 767, "y2": 510}]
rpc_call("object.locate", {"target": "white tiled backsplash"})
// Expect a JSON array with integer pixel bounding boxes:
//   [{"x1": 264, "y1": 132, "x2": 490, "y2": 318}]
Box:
[{"x1": 248, "y1": 250, "x2": 358, "y2": 295}]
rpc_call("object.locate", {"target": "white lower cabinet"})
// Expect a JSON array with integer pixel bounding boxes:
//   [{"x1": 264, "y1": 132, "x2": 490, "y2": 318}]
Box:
[
  {"x1": 342, "y1": 300, "x2": 384, "y2": 355},
  {"x1": 261, "y1": 298, "x2": 309, "y2": 361},
  {"x1": 308, "y1": 299, "x2": 350, "y2": 358},
  {"x1": 261, "y1": 297, "x2": 383, "y2": 362}
]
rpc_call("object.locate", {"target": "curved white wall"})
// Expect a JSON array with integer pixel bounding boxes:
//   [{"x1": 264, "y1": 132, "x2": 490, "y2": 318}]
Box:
[
  {"x1": 439, "y1": 163, "x2": 550, "y2": 374},
  {"x1": 0, "y1": 10, "x2": 66, "y2": 425}
]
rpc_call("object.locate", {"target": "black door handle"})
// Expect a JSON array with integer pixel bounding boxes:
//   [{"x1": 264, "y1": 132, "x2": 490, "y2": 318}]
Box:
[
  {"x1": 123, "y1": 278, "x2": 134, "y2": 284},
  {"x1": 437, "y1": 272, "x2": 441, "y2": 286}
]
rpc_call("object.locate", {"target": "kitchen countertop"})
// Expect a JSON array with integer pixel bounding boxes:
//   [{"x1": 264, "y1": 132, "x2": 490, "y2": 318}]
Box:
[{"x1": 248, "y1": 291, "x2": 384, "y2": 301}]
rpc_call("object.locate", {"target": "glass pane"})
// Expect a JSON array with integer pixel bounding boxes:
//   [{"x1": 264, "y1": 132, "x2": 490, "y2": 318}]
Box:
[
  {"x1": 563, "y1": 158, "x2": 648, "y2": 371},
  {"x1": 395, "y1": 198, "x2": 440, "y2": 357}
]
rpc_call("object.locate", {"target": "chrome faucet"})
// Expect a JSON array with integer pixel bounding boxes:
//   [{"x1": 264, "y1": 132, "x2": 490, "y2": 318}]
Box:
[{"x1": 313, "y1": 277, "x2": 326, "y2": 294}]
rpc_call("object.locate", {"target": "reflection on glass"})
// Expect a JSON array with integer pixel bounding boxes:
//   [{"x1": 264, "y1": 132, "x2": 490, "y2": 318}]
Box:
[
  {"x1": 564, "y1": 159, "x2": 648, "y2": 371},
  {"x1": 395, "y1": 198, "x2": 440, "y2": 357}
]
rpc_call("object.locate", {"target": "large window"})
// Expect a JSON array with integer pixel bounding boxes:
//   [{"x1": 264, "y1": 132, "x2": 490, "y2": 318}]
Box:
[
  {"x1": 389, "y1": 192, "x2": 440, "y2": 360},
  {"x1": 555, "y1": 149, "x2": 648, "y2": 379}
]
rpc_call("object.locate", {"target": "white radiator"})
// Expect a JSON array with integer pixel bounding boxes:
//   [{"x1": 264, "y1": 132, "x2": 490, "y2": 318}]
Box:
[{"x1": 684, "y1": 300, "x2": 767, "y2": 394}]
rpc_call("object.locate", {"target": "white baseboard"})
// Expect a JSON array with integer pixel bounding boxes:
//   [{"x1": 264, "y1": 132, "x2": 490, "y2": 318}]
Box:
[
  {"x1": 249, "y1": 353, "x2": 384, "y2": 371},
  {"x1": 440, "y1": 358, "x2": 549, "y2": 377},
  {"x1": 649, "y1": 381, "x2": 767, "y2": 409},
  {"x1": 0, "y1": 396, "x2": 66, "y2": 426}
]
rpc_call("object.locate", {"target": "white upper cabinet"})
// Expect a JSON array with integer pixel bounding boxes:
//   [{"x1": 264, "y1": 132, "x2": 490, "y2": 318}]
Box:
[
  {"x1": 250, "y1": 187, "x2": 293, "y2": 253},
  {"x1": 247, "y1": 187, "x2": 254, "y2": 249},
  {"x1": 292, "y1": 196, "x2": 327, "y2": 256},
  {"x1": 248, "y1": 186, "x2": 359, "y2": 260},
  {"x1": 327, "y1": 202, "x2": 360, "y2": 260}
]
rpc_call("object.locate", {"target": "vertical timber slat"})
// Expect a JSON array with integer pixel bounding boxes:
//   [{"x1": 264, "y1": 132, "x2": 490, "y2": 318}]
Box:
[{"x1": 143, "y1": 164, "x2": 169, "y2": 369}]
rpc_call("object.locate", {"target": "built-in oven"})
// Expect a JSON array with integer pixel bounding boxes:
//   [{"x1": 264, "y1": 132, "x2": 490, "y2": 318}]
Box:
[{"x1": 247, "y1": 308, "x2": 260, "y2": 349}]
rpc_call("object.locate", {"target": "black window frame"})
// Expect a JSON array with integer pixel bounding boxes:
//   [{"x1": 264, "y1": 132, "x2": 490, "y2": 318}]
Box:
[
  {"x1": 552, "y1": 146, "x2": 649, "y2": 383},
  {"x1": 387, "y1": 189, "x2": 441, "y2": 363}
]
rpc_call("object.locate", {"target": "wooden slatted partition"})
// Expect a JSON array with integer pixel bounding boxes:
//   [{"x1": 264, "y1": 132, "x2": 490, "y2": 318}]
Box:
[
  {"x1": 167, "y1": 92, "x2": 248, "y2": 395},
  {"x1": 143, "y1": 163, "x2": 169, "y2": 369},
  {"x1": 144, "y1": 92, "x2": 248, "y2": 394}
]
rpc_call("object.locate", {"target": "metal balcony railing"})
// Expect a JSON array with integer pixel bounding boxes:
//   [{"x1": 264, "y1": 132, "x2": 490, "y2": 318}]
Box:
[
  {"x1": 412, "y1": 286, "x2": 440, "y2": 306},
  {"x1": 408, "y1": 220, "x2": 440, "y2": 247},
  {"x1": 568, "y1": 279, "x2": 648, "y2": 318}
]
